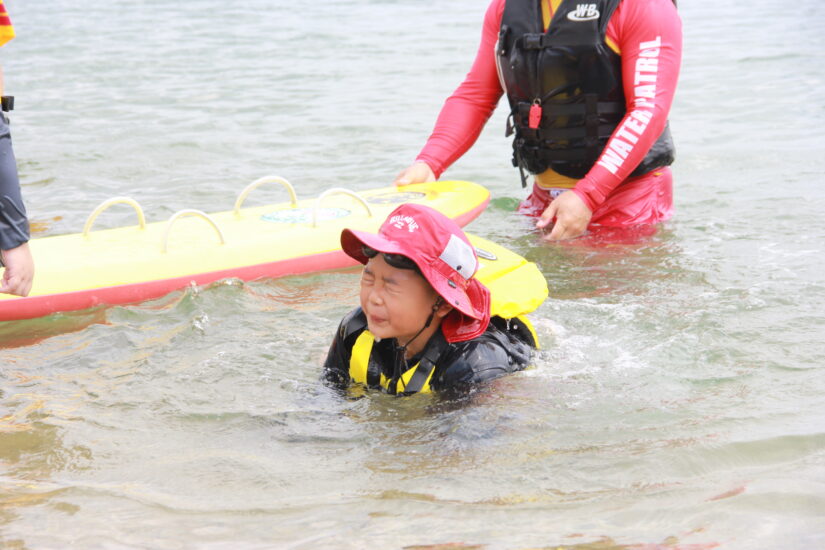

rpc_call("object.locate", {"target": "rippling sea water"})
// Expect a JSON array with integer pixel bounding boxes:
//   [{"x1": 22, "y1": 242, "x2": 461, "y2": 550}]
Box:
[{"x1": 1, "y1": 0, "x2": 824, "y2": 548}]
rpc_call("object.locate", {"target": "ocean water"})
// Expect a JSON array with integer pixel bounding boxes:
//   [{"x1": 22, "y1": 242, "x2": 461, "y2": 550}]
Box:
[{"x1": 1, "y1": 0, "x2": 825, "y2": 548}]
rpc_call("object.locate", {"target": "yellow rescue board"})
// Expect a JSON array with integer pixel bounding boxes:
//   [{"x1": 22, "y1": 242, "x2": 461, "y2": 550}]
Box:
[{"x1": 1, "y1": 179, "x2": 492, "y2": 321}]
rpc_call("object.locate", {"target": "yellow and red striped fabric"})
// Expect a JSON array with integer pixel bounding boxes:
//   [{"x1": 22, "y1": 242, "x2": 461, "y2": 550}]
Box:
[{"x1": 0, "y1": 1, "x2": 15, "y2": 47}]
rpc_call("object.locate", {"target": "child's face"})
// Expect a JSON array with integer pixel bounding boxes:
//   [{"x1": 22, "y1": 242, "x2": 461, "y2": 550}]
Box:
[{"x1": 359, "y1": 254, "x2": 440, "y2": 343}]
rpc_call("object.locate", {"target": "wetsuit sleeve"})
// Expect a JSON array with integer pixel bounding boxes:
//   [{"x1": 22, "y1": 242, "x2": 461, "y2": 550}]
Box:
[
  {"x1": 0, "y1": 115, "x2": 28, "y2": 252},
  {"x1": 573, "y1": 0, "x2": 682, "y2": 211},
  {"x1": 321, "y1": 308, "x2": 365, "y2": 389},
  {"x1": 414, "y1": 0, "x2": 505, "y2": 179},
  {"x1": 321, "y1": 318, "x2": 352, "y2": 389}
]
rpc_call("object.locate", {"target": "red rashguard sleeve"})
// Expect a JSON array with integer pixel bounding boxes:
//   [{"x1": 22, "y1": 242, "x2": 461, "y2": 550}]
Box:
[
  {"x1": 415, "y1": 0, "x2": 505, "y2": 179},
  {"x1": 573, "y1": 0, "x2": 682, "y2": 211}
]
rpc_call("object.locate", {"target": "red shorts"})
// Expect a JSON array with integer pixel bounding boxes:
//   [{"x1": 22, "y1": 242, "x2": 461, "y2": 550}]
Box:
[{"x1": 518, "y1": 167, "x2": 674, "y2": 228}]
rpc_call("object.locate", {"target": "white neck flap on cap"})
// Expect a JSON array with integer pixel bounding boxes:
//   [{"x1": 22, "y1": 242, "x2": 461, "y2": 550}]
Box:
[{"x1": 439, "y1": 234, "x2": 477, "y2": 280}]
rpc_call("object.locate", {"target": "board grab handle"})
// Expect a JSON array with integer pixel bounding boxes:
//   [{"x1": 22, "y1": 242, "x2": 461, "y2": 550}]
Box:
[
  {"x1": 83, "y1": 197, "x2": 147, "y2": 237},
  {"x1": 233, "y1": 175, "x2": 298, "y2": 216},
  {"x1": 312, "y1": 188, "x2": 373, "y2": 227},
  {"x1": 162, "y1": 209, "x2": 226, "y2": 253}
]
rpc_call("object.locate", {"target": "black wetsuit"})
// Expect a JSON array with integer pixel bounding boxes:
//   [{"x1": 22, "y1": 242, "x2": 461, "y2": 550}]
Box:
[{"x1": 322, "y1": 308, "x2": 535, "y2": 396}]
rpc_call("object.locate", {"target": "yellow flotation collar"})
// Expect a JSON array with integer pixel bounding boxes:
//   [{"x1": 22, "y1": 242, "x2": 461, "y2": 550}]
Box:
[{"x1": 349, "y1": 331, "x2": 437, "y2": 394}]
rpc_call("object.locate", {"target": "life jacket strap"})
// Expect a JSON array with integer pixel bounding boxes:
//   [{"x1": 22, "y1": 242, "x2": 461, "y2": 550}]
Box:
[
  {"x1": 399, "y1": 331, "x2": 448, "y2": 395},
  {"x1": 518, "y1": 33, "x2": 553, "y2": 50},
  {"x1": 584, "y1": 94, "x2": 601, "y2": 166},
  {"x1": 513, "y1": 100, "x2": 624, "y2": 128}
]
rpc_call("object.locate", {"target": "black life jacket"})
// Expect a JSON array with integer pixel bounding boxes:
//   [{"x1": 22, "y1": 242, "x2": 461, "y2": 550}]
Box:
[{"x1": 496, "y1": 0, "x2": 675, "y2": 184}]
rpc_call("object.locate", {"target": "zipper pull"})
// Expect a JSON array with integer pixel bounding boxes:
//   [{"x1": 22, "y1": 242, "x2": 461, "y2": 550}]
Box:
[{"x1": 528, "y1": 99, "x2": 542, "y2": 130}]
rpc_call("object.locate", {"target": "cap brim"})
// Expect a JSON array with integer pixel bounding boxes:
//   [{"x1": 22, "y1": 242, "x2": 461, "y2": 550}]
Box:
[{"x1": 341, "y1": 228, "x2": 408, "y2": 265}]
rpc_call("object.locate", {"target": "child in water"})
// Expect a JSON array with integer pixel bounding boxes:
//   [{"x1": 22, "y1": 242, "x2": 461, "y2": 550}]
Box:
[{"x1": 322, "y1": 203, "x2": 535, "y2": 396}]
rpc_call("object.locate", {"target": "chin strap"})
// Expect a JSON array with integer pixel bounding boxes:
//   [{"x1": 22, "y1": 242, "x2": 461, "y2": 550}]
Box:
[
  {"x1": 391, "y1": 298, "x2": 442, "y2": 393},
  {"x1": 398, "y1": 299, "x2": 440, "y2": 351}
]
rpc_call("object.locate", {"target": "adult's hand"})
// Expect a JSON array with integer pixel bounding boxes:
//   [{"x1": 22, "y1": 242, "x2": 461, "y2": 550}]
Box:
[
  {"x1": 1, "y1": 242, "x2": 34, "y2": 297},
  {"x1": 393, "y1": 162, "x2": 436, "y2": 187},
  {"x1": 536, "y1": 190, "x2": 592, "y2": 241}
]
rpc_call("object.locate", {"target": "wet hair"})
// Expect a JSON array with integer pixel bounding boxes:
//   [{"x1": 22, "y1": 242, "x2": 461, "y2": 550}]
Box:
[{"x1": 361, "y1": 245, "x2": 422, "y2": 275}]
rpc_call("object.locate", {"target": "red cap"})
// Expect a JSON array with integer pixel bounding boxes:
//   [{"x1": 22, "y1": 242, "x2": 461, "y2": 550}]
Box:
[{"x1": 341, "y1": 204, "x2": 491, "y2": 343}]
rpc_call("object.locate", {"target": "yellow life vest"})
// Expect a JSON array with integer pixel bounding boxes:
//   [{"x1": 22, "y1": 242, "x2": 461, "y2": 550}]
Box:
[{"x1": 348, "y1": 330, "x2": 439, "y2": 395}]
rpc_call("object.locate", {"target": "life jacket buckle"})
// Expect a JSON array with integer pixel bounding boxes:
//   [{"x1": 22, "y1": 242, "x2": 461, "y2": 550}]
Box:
[{"x1": 521, "y1": 34, "x2": 543, "y2": 50}]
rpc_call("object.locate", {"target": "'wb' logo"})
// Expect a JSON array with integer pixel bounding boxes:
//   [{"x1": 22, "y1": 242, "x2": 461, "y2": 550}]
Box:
[{"x1": 567, "y1": 4, "x2": 600, "y2": 21}]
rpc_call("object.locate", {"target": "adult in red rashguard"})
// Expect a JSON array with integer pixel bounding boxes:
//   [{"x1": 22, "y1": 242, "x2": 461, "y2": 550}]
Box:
[{"x1": 394, "y1": 0, "x2": 682, "y2": 241}]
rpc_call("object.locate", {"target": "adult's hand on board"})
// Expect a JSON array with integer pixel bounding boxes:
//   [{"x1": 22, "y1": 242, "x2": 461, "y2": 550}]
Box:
[
  {"x1": 536, "y1": 190, "x2": 592, "y2": 241},
  {"x1": 0, "y1": 242, "x2": 34, "y2": 297},
  {"x1": 393, "y1": 162, "x2": 436, "y2": 187}
]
